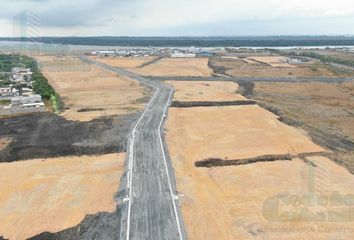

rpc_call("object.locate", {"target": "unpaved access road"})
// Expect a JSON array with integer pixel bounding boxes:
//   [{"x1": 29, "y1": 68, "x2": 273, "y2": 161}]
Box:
[{"x1": 82, "y1": 57, "x2": 186, "y2": 240}]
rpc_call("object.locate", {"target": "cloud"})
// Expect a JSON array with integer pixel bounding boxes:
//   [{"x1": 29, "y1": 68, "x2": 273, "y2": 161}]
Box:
[{"x1": 0, "y1": 0, "x2": 354, "y2": 36}]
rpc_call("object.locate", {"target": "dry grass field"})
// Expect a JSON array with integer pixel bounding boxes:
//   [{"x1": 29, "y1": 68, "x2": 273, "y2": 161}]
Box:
[
  {"x1": 287, "y1": 49, "x2": 354, "y2": 63},
  {"x1": 35, "y1": 55, "x2": 148, "y2": 121},
  {"x1": 252, "y1": 80, "x2": 354, "y2": 173},
  {"x1": 88, "y1": 56, "x2": 158, "y2": 69},
  {"x1": 0, "y1": 153, "x2": 125, "y2": 240},
  {"x1": 166, "y1": 81, "x2": 246, "y2": 102},
  {"x1": 254, "y1": 81, "x2": 354, "y2": 139},
  {"x1": 132, "y1": 58, "x2": 213, "y2": 77},
  {"x1": 209, "y1": 57, "x2": 354, "y2": 77}
]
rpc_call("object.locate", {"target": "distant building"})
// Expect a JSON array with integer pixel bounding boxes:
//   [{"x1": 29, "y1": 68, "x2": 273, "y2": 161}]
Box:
[
  {"x1": 21, "y1": 87, "x2": 35, "y2": 96},
  {"x1": 171, "y1": 53, "x2": 196, "y2": 58},
  {"x1": 91, "y1": 50, "x2": 115, "y2": 56},
  {"x1": 11, "y1": 94, "x2": 44, "y2": 108},
  {"x1": 197, "y1": 51, "x2": 216, "y2": 57},
  {"x1": 0, "y1": 87, "x2": 12, "y2": 96},
  {"x1": 12, "y1": 67, "x2": 32, "y2": 82}
]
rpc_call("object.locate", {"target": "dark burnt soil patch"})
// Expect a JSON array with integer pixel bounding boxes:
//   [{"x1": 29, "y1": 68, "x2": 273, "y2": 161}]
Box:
[
  {"x1": 0, "y1": 112, "x2": 138, "y2": 162},
  {"x1": 171, "y1": 100, "x2": 256, "y2": 108},
  {"x1": 29, "y1": 207, "x2": 121, "y2": 240}
]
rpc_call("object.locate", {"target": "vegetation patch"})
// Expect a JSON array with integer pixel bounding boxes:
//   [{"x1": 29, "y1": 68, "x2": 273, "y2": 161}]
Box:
[{"x1": 0, "y1": 54, "x2": 62, "y2": 112}]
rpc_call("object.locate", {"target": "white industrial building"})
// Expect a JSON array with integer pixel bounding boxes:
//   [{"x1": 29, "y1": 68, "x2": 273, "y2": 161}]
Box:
[
  {"x1": 171, "y1": 53, "x2": 196, "y2": 58},
  {"x1": 11, "y1": 94, "x2": 44, "y2": 108},
  {"x1": 12, "y1": 67, "x2": 33, "y2": 82}
]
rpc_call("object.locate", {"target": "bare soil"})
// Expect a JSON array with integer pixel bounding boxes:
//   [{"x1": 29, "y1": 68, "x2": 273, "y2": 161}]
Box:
[
  {"x1": 35, "y1": 55, "x2": 149, "y2": 122},
  {"x1": 0, "y1": 153, "x2": 124, "y2": 240},
  {"x1": 166, "y1": 81, "x2": 246, "y2": 102},
  {"x1": 132, "y1": 58, "x2": 213, "y2": 77},
  {"x1": 248, "y1": 56, "x2": 297, "y2": 68},
  {"x1": 165, "y1": 78, "x2": 354, "y2": 240},
  {"x1": 166, "y1": 105, "x2": 324, "y2": 163},
  {"x1": 88, "y1": 56, "x2": 159, "y2": 69},
  {"x1": 169, "y1": 154, "x2": 354, "y2": 240}
]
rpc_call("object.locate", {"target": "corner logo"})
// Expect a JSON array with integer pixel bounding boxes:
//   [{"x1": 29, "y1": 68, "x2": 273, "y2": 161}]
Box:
[{"x1": 262, "y1": 162, "x2": 354, "y2": 222}]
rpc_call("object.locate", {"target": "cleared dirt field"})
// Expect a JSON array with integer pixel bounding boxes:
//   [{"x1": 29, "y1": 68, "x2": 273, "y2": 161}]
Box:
[
  {"x1": 35, "y1": 55, "x2": 148, "y2": 121},
  {"x1": 248, "y1": 56, "x2": 296, "y2": 68},
  {"x1": 88, "y1": 56, "x2": 158, "y2": 69},
  {"x1": 0, "y1": 153, "x2": 125, "y2": 240},
  {"x1": 132, "y1": 58, "x2": 213, "y2": 77},
  {"x1": 166, "y1": 81, "x2": 246, "y2": 102},
  {"x1": 209, "y1": 57, "x2": 354, "y2": 77},
  {"x1": 169, "y1": 153, "x2": 354, "y2": 240},
  {"x1": 166, "y1": 105, "x2": 324, "y2": 162},
  {"x1": 166, "y1": 99, "x2": 354, "y2": 239}
]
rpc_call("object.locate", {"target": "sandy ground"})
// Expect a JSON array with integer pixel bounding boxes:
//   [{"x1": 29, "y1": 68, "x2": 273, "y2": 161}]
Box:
[
  {"x1": 166, "y1": 105, "x2": 353, "y2": 239},
  {"x1": 166, "y1": 81, "x2": 246, "y2": 102},
  {"x1": 165, "y1": 78, "x2": 354, "y2": 239},
  {"x1": 170, "y1": 154, "x2": 354, "y2": 240},
  {"x1": 35, "y1": 55, "x2": 148, "y2": 121},
  {"x1": 166, "y1": 105, "x2": 324, "y2": 162},
  {"x1": 210, "y1": 58, "x2": 353, "y2": 77},
  {"x1": 88, "y1": 56, "x2": 158, "y2": 69},
  {"x1": 0, "y1": 153, "x2": 125, "y2": 240},
  {"x1": 248, "y1": 56, "x2": 296, "y2": 68},
  {"x1": 132, "y1": 58, "x2": 213, "y2": 77}
]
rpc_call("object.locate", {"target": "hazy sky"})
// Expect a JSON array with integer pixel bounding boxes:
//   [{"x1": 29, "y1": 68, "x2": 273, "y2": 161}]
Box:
[{"x1": 1, "y1": 0, "x2": 354, "y2": 36}]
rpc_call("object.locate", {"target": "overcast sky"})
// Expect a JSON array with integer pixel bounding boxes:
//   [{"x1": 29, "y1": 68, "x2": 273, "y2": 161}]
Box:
[{"x1": 1, "y1": 0, "x2": 354, "y2": 36}]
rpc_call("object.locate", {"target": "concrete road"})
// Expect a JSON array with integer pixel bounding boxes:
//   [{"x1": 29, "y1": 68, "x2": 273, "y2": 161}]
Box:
[{"x1": 82, "y1": 57, "x2": 186, "y2": 240}]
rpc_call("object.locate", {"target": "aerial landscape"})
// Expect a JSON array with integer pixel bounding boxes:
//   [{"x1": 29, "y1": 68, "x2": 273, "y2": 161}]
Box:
[{"x1": 1, "y1": 0, "x2": 354, "y2": 240}]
